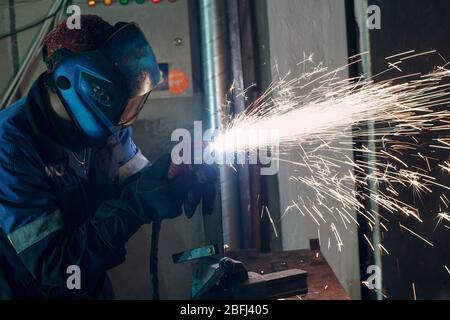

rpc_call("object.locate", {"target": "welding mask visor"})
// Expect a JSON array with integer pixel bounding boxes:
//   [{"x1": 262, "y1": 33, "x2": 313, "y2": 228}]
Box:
[{"x1": 50, "y1": 23, "x2": 160, "y2": 143}]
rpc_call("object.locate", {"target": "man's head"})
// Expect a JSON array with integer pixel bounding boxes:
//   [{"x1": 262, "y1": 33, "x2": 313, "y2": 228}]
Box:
[
  {"x1": 43, "y1": 15, "x2": 160, "y2": 145},
  {"x1": 43, "y1": 15, "x2": 115, "y2": 70}
]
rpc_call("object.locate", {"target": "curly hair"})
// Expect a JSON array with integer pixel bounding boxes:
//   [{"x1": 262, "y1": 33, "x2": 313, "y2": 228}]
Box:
[{"x1": 43, "y1": 14, "x2": 115, "y2": 69}]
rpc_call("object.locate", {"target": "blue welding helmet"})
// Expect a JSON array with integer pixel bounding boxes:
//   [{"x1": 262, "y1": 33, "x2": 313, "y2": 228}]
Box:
[{"x1": 48, "y1": 23, "x2": 160, "y2": 143}]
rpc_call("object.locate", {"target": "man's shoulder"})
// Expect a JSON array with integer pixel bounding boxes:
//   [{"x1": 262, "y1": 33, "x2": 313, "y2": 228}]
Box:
[
  {"x1": 0, "y1": 97, "x2": 37, "y2": 158},
  {"x1": 0, "y1": 97, "x2": 30, "y2": 135}
]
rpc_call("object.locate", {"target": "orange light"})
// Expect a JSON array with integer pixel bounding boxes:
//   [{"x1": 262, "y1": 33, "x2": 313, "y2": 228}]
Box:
[
  {"x1": 88, "y1": 0, "x2": 96, "y2": 6},
  {"x1": 104, "y1": 0, "x2": 112, "y2": 5}
]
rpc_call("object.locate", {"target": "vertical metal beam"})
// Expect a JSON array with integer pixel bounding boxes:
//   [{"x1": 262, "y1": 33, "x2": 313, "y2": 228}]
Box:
[
  {"x1": 250, "y1": 0, "x2": 282, "y2": 252},
  {"x1": 227, "y1": 0, "x2": 252, "y2": 249},
  {"x1": 354, "y1": 0, "x2": 383, "y2": 300}
]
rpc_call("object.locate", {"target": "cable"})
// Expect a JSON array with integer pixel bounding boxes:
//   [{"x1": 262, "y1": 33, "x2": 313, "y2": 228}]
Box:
[
  {"x1": 0, "y1": 0, "x2": 67, "y2": 41},
  {"x1": 149, "y1": 221, "x2": 161, "y2": 300}
]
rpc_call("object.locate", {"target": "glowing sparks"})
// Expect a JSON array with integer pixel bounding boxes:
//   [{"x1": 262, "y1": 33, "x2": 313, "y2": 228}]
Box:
[
  {"x1": 214, "y1": 52, "x2": 449, "y2": 255},
  {"x1": 385, "y1": 50, "x2": 415, "y2": 60},
  {"x1": 439, "y1": 161, "x2": 450, "y2": 174},
  {"x1": 437, "y1": 212, "x2": 450, "y2": 224},
  {"x1": 399, "y1": 49, "x2": 437, "y2": 61},
  {"x1": 379, "y1": 244, "x2": 390, "y2": 255},
  {"x1": 399, "y1": 223, "x2": 434, "y2": 247},
  {"x1": 440, "y1": 194, "x2": 449, "y2": 208},
  {"x1": 363, "y1": 234, "x2": 375, "y2": 252},
  {"x1": 331, "y1": 223, "x2": 344, "y2": 252},
  {"x1": 262, "y1": 206, "x2": 279, "y2": 238}
]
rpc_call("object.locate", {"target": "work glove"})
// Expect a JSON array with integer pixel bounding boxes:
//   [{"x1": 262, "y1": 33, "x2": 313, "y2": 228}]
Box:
[
  {"x1": 168, "y1": 161, "x2": 218, "y2": 219},
  {"x1": 119, "y1": 154, "x2": 217, "y2": 223}
]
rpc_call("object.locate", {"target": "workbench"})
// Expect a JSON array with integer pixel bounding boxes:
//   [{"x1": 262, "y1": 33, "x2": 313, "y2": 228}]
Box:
[{"x1": 226, "y1": 249, "x2": 350, "y2": 300}]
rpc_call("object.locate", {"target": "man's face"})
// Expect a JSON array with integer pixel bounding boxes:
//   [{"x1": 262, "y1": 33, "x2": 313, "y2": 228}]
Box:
[{"x1": 46, "y1": 23, "x2": 160, "y2": 144}]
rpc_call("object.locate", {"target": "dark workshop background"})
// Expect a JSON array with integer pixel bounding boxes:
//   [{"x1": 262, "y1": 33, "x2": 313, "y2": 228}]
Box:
[{"x1": 0, "y1": 0, "x2": 449, "y2": 300}]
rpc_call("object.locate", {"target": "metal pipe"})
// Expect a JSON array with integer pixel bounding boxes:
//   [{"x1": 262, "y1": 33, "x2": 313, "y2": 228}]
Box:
[{"x1": 199, "y1": 0, "x2": 242, "y2": 249}]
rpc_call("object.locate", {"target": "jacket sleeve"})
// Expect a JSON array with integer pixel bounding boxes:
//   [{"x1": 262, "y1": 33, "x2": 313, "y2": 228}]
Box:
[
  {"x1": 0, "y1": 140, "x2": 144, "y2": 296},
  {"x1": 117, "y1": 127, "x2": 149, "y2": 183}
]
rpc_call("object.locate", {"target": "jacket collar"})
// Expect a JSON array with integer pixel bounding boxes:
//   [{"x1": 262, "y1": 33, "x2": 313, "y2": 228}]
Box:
[{"x1": 25, "y1": 73, "x2": 70, "y2": 163}]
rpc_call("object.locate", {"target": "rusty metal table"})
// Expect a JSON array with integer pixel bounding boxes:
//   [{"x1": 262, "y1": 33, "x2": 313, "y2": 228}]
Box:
[{"x1": 226, "y1": 249, "x2": 350, "y2": 300}]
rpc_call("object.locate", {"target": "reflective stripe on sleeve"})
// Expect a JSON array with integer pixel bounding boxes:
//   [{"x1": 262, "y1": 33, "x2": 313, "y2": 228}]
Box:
[
  {"x1": 7, "y1": 210, "x2": 64, "y2": 254},
  {"x1": 118, "y1": 150, "x2": 149, "y2": 183}
]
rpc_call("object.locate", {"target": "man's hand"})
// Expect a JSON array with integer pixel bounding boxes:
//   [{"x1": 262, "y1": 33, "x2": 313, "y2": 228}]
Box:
[
  {"x1": 120, "y1": 154, "x2": 217, "y2": 223},
  {"x1": 167, "y1": 161, "x2": 218, "y2": 218}
]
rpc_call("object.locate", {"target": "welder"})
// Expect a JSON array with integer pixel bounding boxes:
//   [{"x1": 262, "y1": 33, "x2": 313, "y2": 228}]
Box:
[{"x1": 0, "y1": 15, "x2": 214, "y2": 299}]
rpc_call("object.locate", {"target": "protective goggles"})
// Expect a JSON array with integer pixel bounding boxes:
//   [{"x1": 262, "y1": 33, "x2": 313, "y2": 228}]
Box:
[{"x1": 48, "y1": 23, "x2": 161, "y2": 142}]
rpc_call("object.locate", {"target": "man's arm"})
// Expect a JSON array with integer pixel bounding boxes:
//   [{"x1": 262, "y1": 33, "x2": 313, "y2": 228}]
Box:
[
  {"x1": 0, "y1": 141, "x2": 144, "y2": 297},
  {"x1": 116, "y1": 127, "x2": 149, "y2": 183},
  {"x1": 0, "y1": 130, "x2": 204, "y2": 297}
]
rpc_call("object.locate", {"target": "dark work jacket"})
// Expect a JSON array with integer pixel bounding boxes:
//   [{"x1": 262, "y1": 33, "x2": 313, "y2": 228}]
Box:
[{"x1": 0, "y1": 74, "x2": 148, "y2": 299}]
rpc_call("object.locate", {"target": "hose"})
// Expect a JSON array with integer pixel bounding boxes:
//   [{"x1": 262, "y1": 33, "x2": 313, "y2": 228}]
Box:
[{"x1": 149, "y1": 220, "x2": 161, "y2": 300}]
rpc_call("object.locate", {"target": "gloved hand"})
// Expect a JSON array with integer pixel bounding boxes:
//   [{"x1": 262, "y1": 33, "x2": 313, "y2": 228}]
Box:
[
  {"x1": 119, "y1": 154, "x2": 217, "y2": 223},
  {"x1": 168, "y1": 161, "x2": 218, "y2": 218}
]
